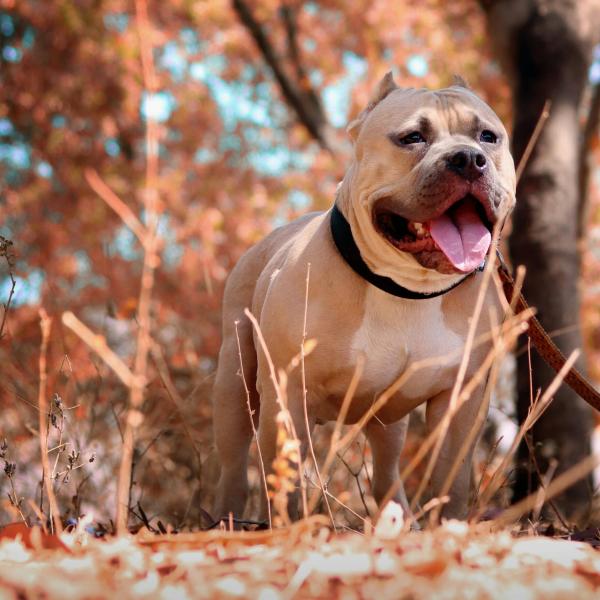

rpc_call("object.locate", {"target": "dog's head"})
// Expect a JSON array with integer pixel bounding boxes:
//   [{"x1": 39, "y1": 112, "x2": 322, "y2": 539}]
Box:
[{"x1": 339, "y1": 73, "x2": 516, "y2": 293}]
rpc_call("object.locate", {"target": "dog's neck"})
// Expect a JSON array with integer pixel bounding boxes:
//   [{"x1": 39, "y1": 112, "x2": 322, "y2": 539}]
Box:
[{"x1": 334, "y1": 170, "x2": 472, "y2": 296}]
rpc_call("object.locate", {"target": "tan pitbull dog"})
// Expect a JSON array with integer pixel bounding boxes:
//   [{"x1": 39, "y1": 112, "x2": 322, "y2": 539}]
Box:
[{"x1": 212, "y1": 73, "x2": 516, "y2": 523}]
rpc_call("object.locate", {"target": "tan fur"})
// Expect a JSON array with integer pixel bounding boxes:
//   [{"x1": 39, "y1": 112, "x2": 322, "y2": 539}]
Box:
[{"x1": 212, "y1": 74, "x2": 516, "y2": 523}]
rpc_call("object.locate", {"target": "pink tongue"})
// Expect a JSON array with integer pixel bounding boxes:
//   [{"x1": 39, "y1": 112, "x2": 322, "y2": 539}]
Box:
[{"x1": 428, "y1": 200, "x2": 491, "y2": 272}]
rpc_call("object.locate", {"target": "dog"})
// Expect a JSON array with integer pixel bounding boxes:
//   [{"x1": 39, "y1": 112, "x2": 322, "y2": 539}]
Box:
[{"x1": 212, "y1": 73, "x2": 516, "y2": 523}]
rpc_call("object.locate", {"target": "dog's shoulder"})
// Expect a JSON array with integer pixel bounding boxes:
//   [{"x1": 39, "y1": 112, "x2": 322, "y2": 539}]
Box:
[{"x1": 221, "y1": 211, "x2": 326, "y2": 311}]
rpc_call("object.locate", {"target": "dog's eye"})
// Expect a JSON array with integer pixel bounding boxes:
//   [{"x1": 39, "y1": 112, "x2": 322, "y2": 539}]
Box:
[
  {"x1": 391, "y1": 131, "x2": 425, "y2": 146},
  {"x1": 480, "y1": 130, "x2": 498, "y2": 144}
]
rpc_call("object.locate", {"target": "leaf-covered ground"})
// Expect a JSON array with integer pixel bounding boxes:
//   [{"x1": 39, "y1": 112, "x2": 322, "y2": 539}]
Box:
[{"x1": 2, "y1": 512, "x2": 600, "y2": 600}]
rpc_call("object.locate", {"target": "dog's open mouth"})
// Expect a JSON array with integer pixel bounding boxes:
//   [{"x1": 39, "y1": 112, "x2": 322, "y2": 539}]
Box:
[{"x1": 374, "y1": 195, "x2": 493, "y2": 274}]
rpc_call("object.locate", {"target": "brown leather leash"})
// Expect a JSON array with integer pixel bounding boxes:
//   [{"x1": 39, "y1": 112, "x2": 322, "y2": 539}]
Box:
[{"x1": 497, "y1": 259, "x2": 600, "y2": 412}]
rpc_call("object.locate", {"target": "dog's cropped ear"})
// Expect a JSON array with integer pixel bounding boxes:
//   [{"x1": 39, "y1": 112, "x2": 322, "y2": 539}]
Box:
[
  {"x1": 367, "y1": 71, "x2": 398, "y2": 108},
  {"x1": 347, "y1": 71, "x2": 398, "y2": 141},
  {"x1": 452, "y1": 74, "x2": 470, "y2": 89}
]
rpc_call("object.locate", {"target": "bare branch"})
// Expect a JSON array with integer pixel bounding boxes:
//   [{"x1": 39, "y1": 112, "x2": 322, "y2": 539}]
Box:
[
  {"x1": 85, "y1": 168, "x2": 148, "y2": 247},
  {"x1": 232, "y1": 0, "x2": 330, "y2": 149},
  {"x1": 0, "y1": 236, "x2": 15, "y2": 340},
  {"x1": 280, "y1": 3, "x2": 323, "y2": 122},
  {"x1": 61, "y1": 311, "x2": 137, "y2": 388},
  {"x1": 114, "y1": 0, "x2": 162, "y2": 535}
]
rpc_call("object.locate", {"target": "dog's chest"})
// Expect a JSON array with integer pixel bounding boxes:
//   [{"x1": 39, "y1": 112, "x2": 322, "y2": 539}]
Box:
[{"x1": 349, "y1": 286, "x2": 466, "y2": 402}]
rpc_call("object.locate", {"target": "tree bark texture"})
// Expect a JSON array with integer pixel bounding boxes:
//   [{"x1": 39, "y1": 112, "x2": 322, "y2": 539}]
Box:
[{"x1": 481, "y1": 0, "x2": 600, "y2": 519}]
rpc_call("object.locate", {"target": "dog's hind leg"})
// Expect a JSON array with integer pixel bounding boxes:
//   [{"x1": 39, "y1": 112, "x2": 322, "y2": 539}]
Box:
[{"x1": 212, "y1": 315, "x2": 259, "y2": 523}]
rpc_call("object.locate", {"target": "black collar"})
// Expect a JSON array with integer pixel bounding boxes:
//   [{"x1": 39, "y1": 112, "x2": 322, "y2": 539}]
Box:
[{"x1": 329, "y1": 203, "x2": 475, "y2": 300}]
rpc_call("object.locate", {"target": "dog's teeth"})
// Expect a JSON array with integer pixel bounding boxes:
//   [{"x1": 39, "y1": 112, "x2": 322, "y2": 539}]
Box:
[{"x1": 412, "y1": 222, "x2": 427, "y2": 237}]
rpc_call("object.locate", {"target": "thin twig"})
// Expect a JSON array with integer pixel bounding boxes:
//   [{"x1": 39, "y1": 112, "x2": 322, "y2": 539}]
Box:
[
  {"x1": 234, "y1": 320, "x2": 272, "y2": 530},
  {"x1": 0, "y1": 236, "x2": 15, "y2": 340},
  {"x1": 474, "y1": 349, "x2": 580, "y2": 518},
  {"x1": 430, "y1": 305, "x2": 504, "y2": 525},
  {"x1": 38, "y1": 309, "x2": 63, "y2": 534},
  {"x1": 412, "y1": 226, "x2": 502, "y2": 512},
  {"x1": 525, "y1": 440, "x2": 569, "y2": 529},
  {"x1": 515, "y1": 100, "x2": 551, "y2": 183},
  {"x1": 492, "y1": 453, "x2": 599, "y2": 527},
  {"x1": 470, "y1": 435, "x2": 503, "y2": 517},
  {"x1": 299, "y1": 263, "x2": 336, "y2": 529},
  {"x1": 336, "y1": 450, "x2": 371, "y2": 518},
  {"x1": 244, "y1": 308, "x2": 306, "y2": 523},
  {"x1": 150, "y1": 343, "x2": 203, "y2": 487},
  {"x1": 377, "y1": 309, "x2": 532, "y2": 516}
]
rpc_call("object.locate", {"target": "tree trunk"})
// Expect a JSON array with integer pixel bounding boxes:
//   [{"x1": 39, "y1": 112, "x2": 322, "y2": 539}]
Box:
[{"x1": 481, "y1": 0, "x2": 599, "y2": 520}]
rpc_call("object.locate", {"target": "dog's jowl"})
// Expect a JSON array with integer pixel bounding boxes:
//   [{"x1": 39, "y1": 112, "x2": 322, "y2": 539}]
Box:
[{"x1": 212, "y1": 73, "x2": 516, "y2": 524}]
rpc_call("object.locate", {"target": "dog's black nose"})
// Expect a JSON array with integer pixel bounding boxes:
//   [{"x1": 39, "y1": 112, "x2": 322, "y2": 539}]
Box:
[{"x1": 446, "y1": 149, "x2": 487, "y2": 180}]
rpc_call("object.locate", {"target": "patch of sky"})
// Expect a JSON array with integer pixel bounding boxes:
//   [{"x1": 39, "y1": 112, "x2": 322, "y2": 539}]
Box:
[
  {"x1": 167, "y1": 129, "x2": 182, "y2": 143},
  {"x1": 159, "y1": 41, "x2": 187, "y2": 82},
  {"x1": 1, "y1": 268, "x2": 43, "y2": 307},
  {"x1": 190, "y1": 54, "x2": 226, "y2": 81},
  {"x1": 157, "y1": 214, "x2": 184, "y2": 267},
  {"x1": 288, "y1": 189, "x2": 311, "y2": 210},
  {"x1": 309, "y1": 69, "x2": 323, "y2": 87},
  {"x1": 249, "y1": 145, "x2": 314, "y2": 177},
  {"x1": 304, "y1": 2, "x2": 318, "y2": 16},
  {"x1": 36, "y1": 161, "x2": 53, "y2": 178},
  {"x1": 51, "y1": 115, "x2": 66, "y2": 128},
  {"x1": 71, "y1": 250, "x2": 105, "y2": 292},
  {"x1": 75, "y1": 250, "x2": 91, "y2": 273},
  {"x1": 110, "y1": 225, "x2": 141, "y2": 261},
  {"x1": 103, "y1": 13, "x2": 129, "y2": 33},
  {"x1": 0, "y1": 142, "x2": 30, "y2": 169},
  {"x1": 323, "y1": 51, "x2": 368, "y2": 128},
  {"x1": 195, "y1": 148, "x2": 216, "y2": 164},
  {"x1": 2, "y1": 46, "x2": 22, "y2": 62},
  {"x1": 240, "y1": 64, "x2": 256, "y2": 83},
  {"x1": 248, "y1": 147, "x2": 292, "y2": 176},
  {"x1": 180, "y1": 28, "x2": 202, "y2": 54},
  {"x1": 243, "y1": 127, "x2": 260, "y2": 145},
  {"x1": 189, "y1": 54, "x2": 315, "y2": 177},
  {"x1": 0, "y1": 118, "x2": 13, "y2": 136},
  {"x1": 0, "y1": 13, "x2": 14, "y2": 36},
  {"x1": 104, "y1": 138, "x2": 120, "y2": 157},
  {"x1": 220, "y1": 133, "x2": 242, "y2": 153},
  {"x1": 303, "y1": 38, "x2": 316, "y2": 52},
  {"x1": 237, "y1": 95, "x2": 269, "y2": 125},
  {"x1": 590, "y1": 45, "x2": 600, "y2": 84},
  {"x1": 255, "y1": 81, "x2": 271, "y2": 99},
  {"x1": 140, "y1": 91, "x2": 176, "y2": 123},
  {"x1": 406, "y1": 54, "x2": 429, "y2": 78},
  {"x1": 204, "y1": 76, "x2": 271, "y2": 131},
  {"x1": 22, "y1": 26, "x2": 34, "y2": 49}
]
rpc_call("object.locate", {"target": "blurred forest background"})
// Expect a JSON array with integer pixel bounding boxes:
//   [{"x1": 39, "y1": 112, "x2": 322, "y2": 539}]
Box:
[{"x1": 1, "y1": 0, "x2": 600, "y2": 531}]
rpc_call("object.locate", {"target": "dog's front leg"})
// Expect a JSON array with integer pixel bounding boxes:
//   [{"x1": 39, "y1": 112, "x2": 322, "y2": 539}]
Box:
[
  {"x1": 425, "y1": 386, "x2": 486, "y2": 519},
  {"x1": 256, "y1": 381, "x2": 315, "y2": 523},
  {"x1": 365, "y1": 417, "x2": 411, "y2": 514}
]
